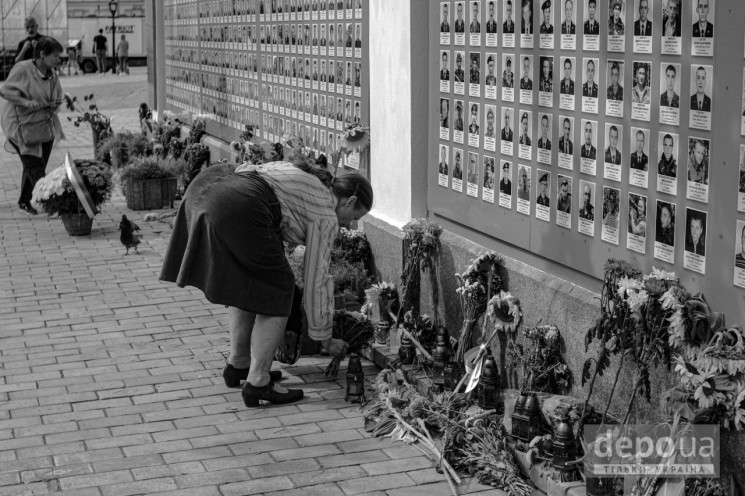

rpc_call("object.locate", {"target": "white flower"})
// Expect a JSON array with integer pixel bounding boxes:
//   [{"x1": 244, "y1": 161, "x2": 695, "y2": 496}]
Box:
[
  {"x1": 644, "y1": 267, "x2": 677, "y2": 282},
  {"x1": 627, "y1": 289, "x2": 649, "y2": 312},
  {"x1": 733, "y1": 386, "x2": 745, "y2": 431},
  {"x1": 616, "y1": 276, "x2": 643, "y2": 299},
  {"x1": 659, "y1": 287, "x2": 679, "y2": 311}
]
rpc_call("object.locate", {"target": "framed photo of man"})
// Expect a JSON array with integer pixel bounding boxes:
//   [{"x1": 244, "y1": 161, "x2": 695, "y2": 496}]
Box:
[
  {"x1": 452, "y1": 148, "x2": 464, "y2": 192},
  {"x1": 455, "y1": 1, "x2": 466, "y2": 45},
  {"x1": 485, "y1": 53, "x2": 498, "y2": 99},
  {"x1": 499, "y1": 160, "x2": 513, "y2": 208},
  {"x1": 454, "y1": 51, "x2": 466, "y2": 95},
  {"x1": 556, "y1": 174, "x2": 572, "y2": 229},
  {"x1": 483, "y1": 155, "x2": 496, "y2": 203},
  {"x1": 659, "y1": 63, "x2": 681, "y2": 126},
  {"x1": 654, "y1": 200, "x2": 676, "y2": 263},
  {"x1": 537, "y1": 113, "x2": 553, "y2": 164},
  {"x1": 470, "y1": 1, "x2": 482, "y2": 46},
  {"x1": 501, "y1": 106, "x2": 514, "y2": 155},
  {"x1": 539, "y1": 0, "x2": 555, "y2": 49},
  {"x1": 440, "y1": 50, "x2": 451, "y2": 93},
  {"x1": 583, "y1": 0, "x2": 601, "y2": 50},
  {"x1": 453, "y1": 99, "x2": 465, "y2": 143},
  {"x1": 468, "y1": 102, "x2": 481, "y2": 147},
  {"x1": 521, "y1": 0, "x2": 535, "y2": 47},
  {"x1": 561, "y1": 0, "x2": 577, "y2": 49},
  {"x1": 661, "y1": 0, "x2": 681, "y2": 52},
  {"x1": 580, "y1": 119, "x2": 598, "y2": 176},
  {"x1": 517, "y1": 164, "x2": 532, "y2": 215},
  {"x1": 441, "y1": 2, "x2": 451, "y2": 44},
  {"x1": 582, "y1": 58, "x2": 599, "y2": 113},
  {"x1": 502, "y1": 53, "x2": 515, "y2": 102},
  {"x1": 469, "y1": 51, "x2": 482, "y2": 97},
  {"x1": 484, "y1": 104, "x2": 497, "y2": 151},
  {"x1": 606, "y1": 60, "x2": 624, "y2": 117},
  {"x1": 683, "y1": 207, "x2": 707, "y2": 274},
  {"x1": 503, "y1": 0, "x2": 517, "y2": 47},
  {"x1": 558, "y1": 115, "x2": 574, "y2": 170},
  {"x1": 627, "y1": 192, "x2": 648, "y2": 254},
  {"x1": 686, "y1": 137, "x2": 710, "y2": 203},
  {"x1": 735, "y1": 220, "x2": 745, "y2": 288},
  {"x1": 539, "y1": 56, "x2": 554, "y2": 107},
  {"x1": 689, "y1": 64, "x2": 713, "y2": 131},
  {"x1": 603, "y1": 122, "x2": 623, "y2": 182},
  {"x1": 519, "y1": 55, "x2": 534, "y2": 105},
  {"x1": 467, "y1": 151, "x2": 480, "y2": 197},
  {"x1": 739, "y1": 144, "x2": 745, "y2": 212},
  {"x1": 657, "y1": 131, "x2": 679, "y2": 196},
  {"x1": 438, "y1": 144, "x2": 450, "y2": 187},
  {"x1": 536, "y1": 169, "x2": 551, "y2": 221},
  {"x1": 518, "y1": 110, "x2": 533, "y2": 160},
  {"x1": 485, "y1": 1, "x2": 498, "y2": 46},
  {"x1": 578, "y1": 180, "x2": 596, "y2": 236},
  {"x1": 631, "y1": 61, "x2": 651, "y2": 121},
  {"x1": 633, "y1": 0, "x2": 652, "y2": 53},
  {"x1": 691, "y1": 0, "x2": 714, "y2": 56},
  {"x1": 628, "y1": 127, "x2": 649, "y2": 188},
  {"x1": 559, "y1": 57, "x2": 576, "y2": 111},
  {"x1": 601, "y1": 186, "x2": 621, "y2": 245},
  {"x1": 607, "y1": 0, "x2": 626, "y2": 51},
  {"x1": 440, "y1": 98, "x2": 450, "y2": 140}
]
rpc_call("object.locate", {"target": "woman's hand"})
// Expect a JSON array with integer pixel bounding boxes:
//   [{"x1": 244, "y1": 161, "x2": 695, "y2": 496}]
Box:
[
  {"x1": 23, "y1": 100, "x2": 42, "y2": 112},
  {"x1": 322, "y1": 337, "x2": 348, "y2": 357}
]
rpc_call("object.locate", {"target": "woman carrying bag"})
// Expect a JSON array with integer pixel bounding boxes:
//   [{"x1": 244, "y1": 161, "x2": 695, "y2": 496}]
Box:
[{"x1": 0, "y1": 37, "x2": 65, "y2": 214}]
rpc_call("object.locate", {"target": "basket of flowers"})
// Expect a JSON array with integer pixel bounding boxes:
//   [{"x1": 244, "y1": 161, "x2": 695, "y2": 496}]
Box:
[{"x1": 31, "y1": 154, "x2": 113, "y2": 236}]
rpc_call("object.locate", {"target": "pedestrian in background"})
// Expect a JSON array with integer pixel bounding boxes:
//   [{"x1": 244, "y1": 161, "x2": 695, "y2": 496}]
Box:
[
  {"x1": 66, "y1": 41, "x2": 80, "y2": 76},
  {"x1": 0, "y1": 37, "x2": 65, "y2": 215},
  {"x1": 117, "y1": 34, "x2": 129, "y2": 75},
  {"x1": 15, "y1": 17, "x2": 43, "y2": 64},
  {"x1": 93, "y1": 29, "x2": 107, "y2": 76}
]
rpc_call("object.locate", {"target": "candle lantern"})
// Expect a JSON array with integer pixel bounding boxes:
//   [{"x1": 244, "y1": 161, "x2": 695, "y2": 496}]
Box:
[
  {"x1": 374, "y1": 321, "x2": 390, "y2": 345},
  {"x1": 345, "y1": 354, "x2": 366, "y2": 403},
  {"x1": 431, "y1": 326, "x2": 452, "y2": 391},
  {"x1": 552, "y1": 413, "x2": 577, "y2": 478},
  {"x1": 512, "y1": 393, "x2": 529, "y2": 440},
  {"x1": 477, "y1": 353, "x2": 503, "y2": 413},
  {"x1": 523, "y1": 393, "x2": 542, "y2": 441},
  {"x1": 398, "y1": 330, "x2": 416, "y2": 364},
  {"x1": 443, "y1": 361, "x2": 463, "y2": 391}
]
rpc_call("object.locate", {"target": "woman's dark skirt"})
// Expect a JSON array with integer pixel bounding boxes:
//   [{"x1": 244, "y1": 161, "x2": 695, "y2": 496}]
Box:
[{"x1": 160, "y1": 164, "x2": 295, "y2": 316}]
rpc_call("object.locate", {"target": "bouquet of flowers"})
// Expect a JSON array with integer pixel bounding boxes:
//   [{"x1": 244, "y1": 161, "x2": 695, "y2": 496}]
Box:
[{"x1": 31, "y1": 160, "x2": 113, "y2": 216}]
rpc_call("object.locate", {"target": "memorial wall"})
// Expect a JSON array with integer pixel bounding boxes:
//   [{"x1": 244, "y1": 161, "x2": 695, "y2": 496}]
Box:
[{"x1": 428, "y1": 0, "x2": 745, "y2": 322}]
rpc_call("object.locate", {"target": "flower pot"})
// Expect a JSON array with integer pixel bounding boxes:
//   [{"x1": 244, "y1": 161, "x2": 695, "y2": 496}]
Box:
[
  {"x1": 125, "y1": 177, "x2": 178, "y2": 210},
  {"x1": 60, "y1": 213, "x2": 93, "y2": 236}
]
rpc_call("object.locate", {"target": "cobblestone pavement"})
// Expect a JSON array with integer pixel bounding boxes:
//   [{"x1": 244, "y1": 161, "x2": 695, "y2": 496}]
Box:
[{"x1": 0, "y1": 70, "x2": 502, "y2": 495}]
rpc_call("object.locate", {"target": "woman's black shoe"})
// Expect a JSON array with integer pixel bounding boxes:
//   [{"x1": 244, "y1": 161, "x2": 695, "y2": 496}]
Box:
[
  {"x1": 242, "y1": 380, "x2": 304, "y2": 407},
  {"x1": 18, "y1": 203, "x2": 38, "y2": 215},
  {"x1": 223, "y1": 363, "x2": 282, "y2": 388}
]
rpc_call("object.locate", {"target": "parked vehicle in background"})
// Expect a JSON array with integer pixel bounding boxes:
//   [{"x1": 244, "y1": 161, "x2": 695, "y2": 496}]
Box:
[{"x1": 68, "y1": 17, "x2": 147, "y2": 74}]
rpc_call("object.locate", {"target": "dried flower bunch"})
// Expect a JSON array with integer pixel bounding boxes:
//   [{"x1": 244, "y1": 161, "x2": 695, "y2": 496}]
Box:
[
  {"x1": 507, "y1": 324, "x2": 571, "y2": 394},
  {"x1": 64, "y1": 93, "x2": 112, "y2": 142}
]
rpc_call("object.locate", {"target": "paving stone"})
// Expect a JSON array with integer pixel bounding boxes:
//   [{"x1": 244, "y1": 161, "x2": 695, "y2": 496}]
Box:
[
  {"x1": 337, "y1": 473, "x2": 417, "y2": 494},
  {"x1": 220, "y1": 476, "x2": 295, "y2": 495}
]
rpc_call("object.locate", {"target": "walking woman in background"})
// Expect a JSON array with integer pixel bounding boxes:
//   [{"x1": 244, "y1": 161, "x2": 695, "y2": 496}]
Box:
[
  {"x1": 160, "y1": 150, "x2": 373, "y2": 407},
  {"x1": 0, "y1": 37, "x2": 65, "y2": 215}
]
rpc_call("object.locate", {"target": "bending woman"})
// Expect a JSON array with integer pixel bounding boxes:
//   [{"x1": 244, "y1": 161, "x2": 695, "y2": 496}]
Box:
[
  {"x1": 0, "y1": 36, "x2": 65, "y2": 214},
  {"x1": 160, "y1": 158, "x2": 373, "y2": 407}
]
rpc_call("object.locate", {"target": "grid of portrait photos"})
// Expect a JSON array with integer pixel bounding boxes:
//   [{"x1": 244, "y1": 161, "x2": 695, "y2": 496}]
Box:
[
  {"x1": 164, "y1": 0, "x2": 366, "y2": 166},
  {"x1": 435, "y1": 0, "x2": 723, "y2": 278}
]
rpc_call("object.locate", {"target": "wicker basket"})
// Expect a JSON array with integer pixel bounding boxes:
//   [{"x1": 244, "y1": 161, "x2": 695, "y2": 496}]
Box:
[
  {"x1": 125, "y1": 177, "x2": 178, "y2": 210},
  {"x1": 60, "y1": 213, "x2": 93, "y2": 236}
]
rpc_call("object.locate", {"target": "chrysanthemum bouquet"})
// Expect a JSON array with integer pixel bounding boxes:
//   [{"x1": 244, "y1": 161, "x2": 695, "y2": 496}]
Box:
[{"x1": 31, "y1": 160, "x2": 113, "y2": 216}]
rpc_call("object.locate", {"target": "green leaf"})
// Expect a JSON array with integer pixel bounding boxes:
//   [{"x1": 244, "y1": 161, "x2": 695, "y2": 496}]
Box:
[
  {"x1": 581, "y1": 359, "x2": 593, "y2": 387},
  {"x1": 596, "y1": 348, "x2": 611, "y2": 377}
]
